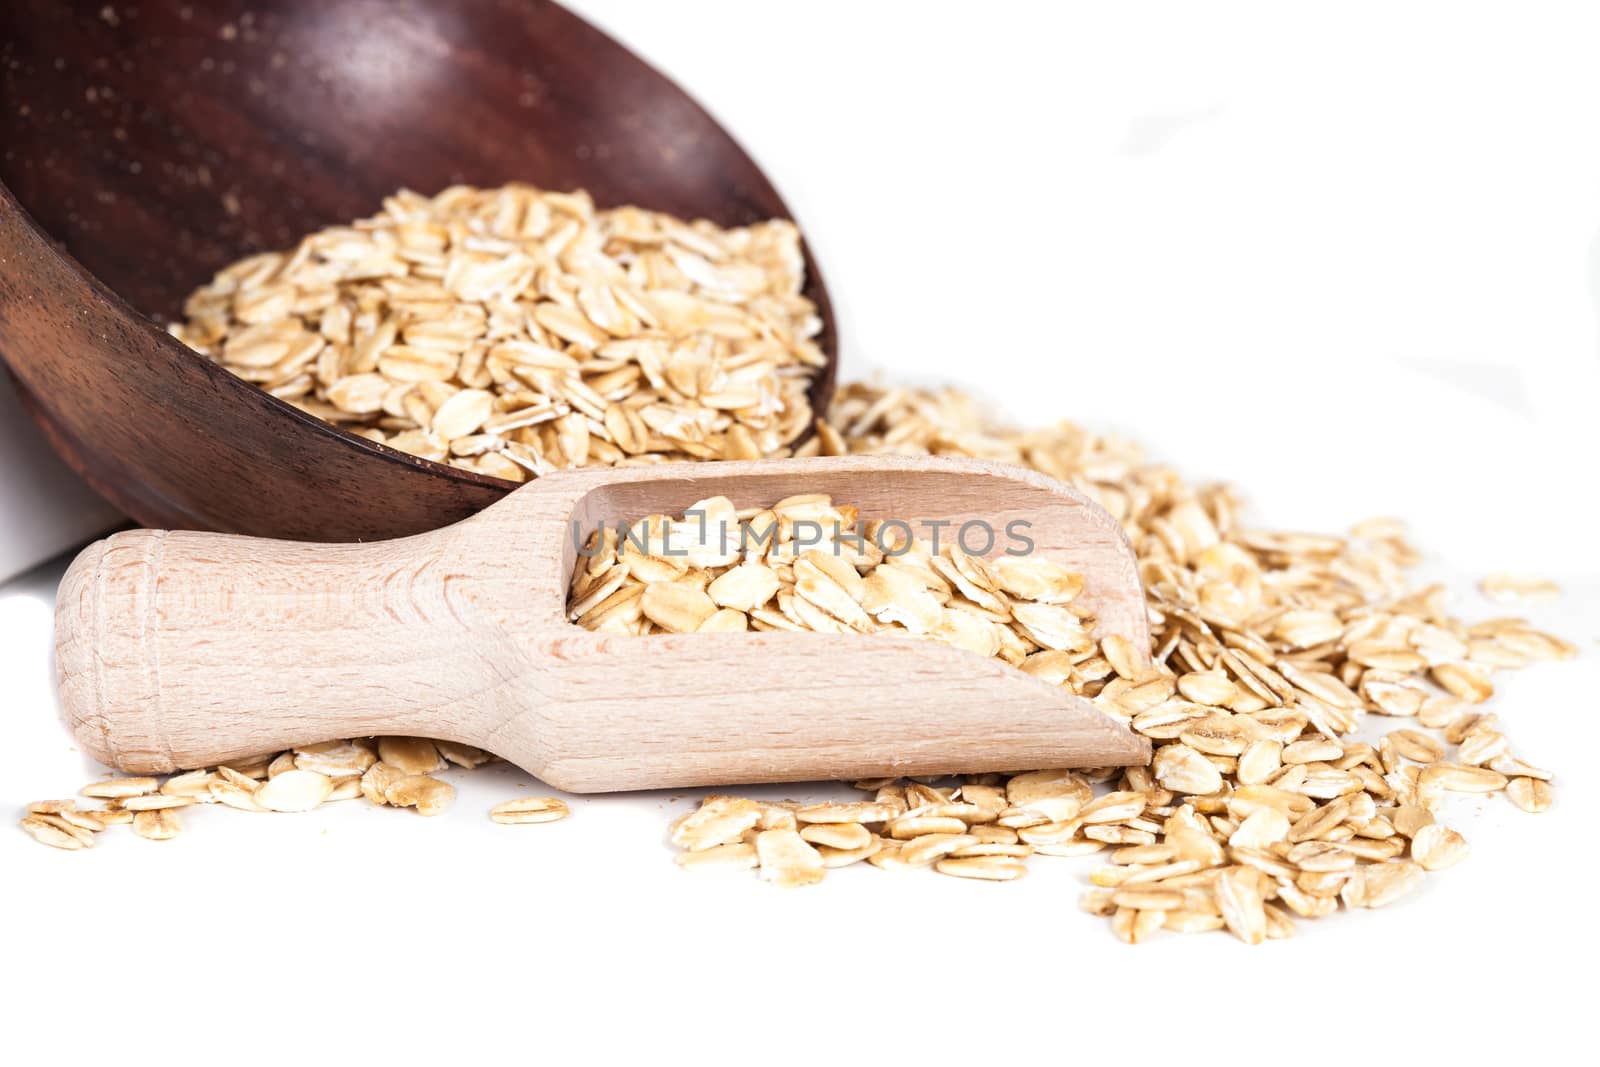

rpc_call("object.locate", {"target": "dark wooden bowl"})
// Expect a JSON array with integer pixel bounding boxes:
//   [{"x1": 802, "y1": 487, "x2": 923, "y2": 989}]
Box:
[{"x1": 0, "y1": 0, "x2": 836, "y2": 540}]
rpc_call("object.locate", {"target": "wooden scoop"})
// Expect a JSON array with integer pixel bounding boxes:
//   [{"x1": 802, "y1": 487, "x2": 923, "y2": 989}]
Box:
[
  {"x1": 55, "y1": 457, "x2": 1151, "y2": 792},
  {"x1": 0, "y1": 0, "x2": 835, "y2": 542}
]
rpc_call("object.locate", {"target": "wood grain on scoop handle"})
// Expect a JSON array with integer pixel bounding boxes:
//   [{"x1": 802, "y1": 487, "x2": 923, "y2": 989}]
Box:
[{"x1": 54, "y1": 526, "x2": 491, "y2": 774}]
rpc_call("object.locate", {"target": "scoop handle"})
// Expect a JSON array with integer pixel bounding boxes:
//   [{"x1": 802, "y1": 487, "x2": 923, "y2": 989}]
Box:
[{"x1": 54, "y1": 526, "x2": 498, "y2": 774}]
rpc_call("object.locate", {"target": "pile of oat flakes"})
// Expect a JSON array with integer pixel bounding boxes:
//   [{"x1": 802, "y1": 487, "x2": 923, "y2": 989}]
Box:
[
  {"x1": 172, "y1": 184, "x2": 826, "y2": 477},
  {"x1": 20, "y1": 184, "x2": 1576, "y2": 944},
  {"x1": 580, "y1": 385, "x2": 1571, "y2": 940},
  {"x1": 23, "y1": 383, "x2": 1571, "y2": 944}
]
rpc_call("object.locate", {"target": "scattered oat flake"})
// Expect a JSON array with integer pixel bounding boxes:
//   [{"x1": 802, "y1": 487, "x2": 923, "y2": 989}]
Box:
[
  {"x1": 81, "y1": 777, "x2": 158, "y2": 799},
  {"x1": 1479, "y1": 573, "x2": 1561, "y2": 602},
  {"x1": 490, "y1": 797, "x2": 570, "y2": 824},
  {"x1": 255, "y1": 769, "x2": 334, "y2": 812},
  {"x1": 755, "y1": 829, "x2": 826, "y2": 888}
]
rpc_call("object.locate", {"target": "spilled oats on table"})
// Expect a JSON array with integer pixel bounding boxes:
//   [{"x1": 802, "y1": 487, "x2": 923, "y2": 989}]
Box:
[{"x1": 20, "y1": 185, "x2": 1575, "y2": 945}]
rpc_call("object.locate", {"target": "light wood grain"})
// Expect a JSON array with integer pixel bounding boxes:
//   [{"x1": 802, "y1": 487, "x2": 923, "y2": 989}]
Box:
[{"x1": 55, "y1": 456, "x2": 1151, "y2": 791}]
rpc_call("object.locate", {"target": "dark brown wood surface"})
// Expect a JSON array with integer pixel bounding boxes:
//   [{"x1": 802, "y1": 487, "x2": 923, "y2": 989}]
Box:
[{"x1": 0, "y1": 0, "x2": 836, "y2": 540}]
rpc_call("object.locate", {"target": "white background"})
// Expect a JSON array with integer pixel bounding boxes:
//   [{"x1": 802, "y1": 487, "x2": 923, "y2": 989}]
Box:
[
  {"x1": 4, "y1": 1, "x2": 1599, "y2": 1061},
  {"x1": 0, "y1": 376, "x2": 121, "y2": 581}
]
